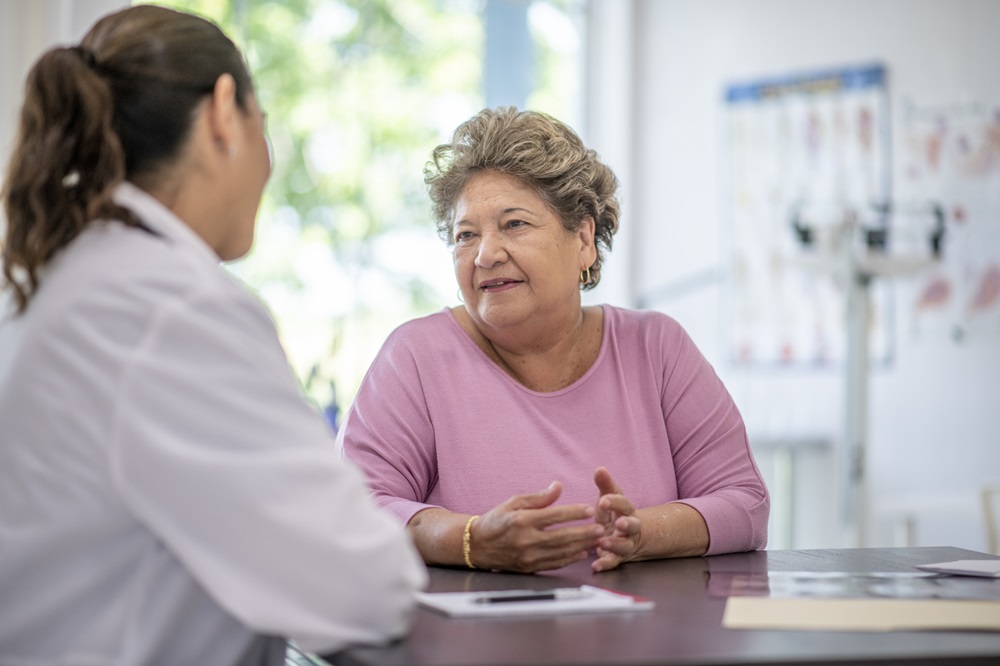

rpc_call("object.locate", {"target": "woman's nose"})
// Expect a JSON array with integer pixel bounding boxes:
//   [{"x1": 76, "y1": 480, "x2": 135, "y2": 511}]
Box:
[{"x1": 475, "y1": 230, "x2": 508, "y2": 268}]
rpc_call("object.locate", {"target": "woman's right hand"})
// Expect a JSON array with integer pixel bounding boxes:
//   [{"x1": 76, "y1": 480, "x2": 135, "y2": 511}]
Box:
[{"x1": 468, "y1": 481, "x2": 604, "y2": 573}]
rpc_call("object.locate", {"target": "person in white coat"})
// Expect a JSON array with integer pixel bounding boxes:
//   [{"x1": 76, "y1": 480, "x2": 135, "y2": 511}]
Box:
[{"x1": 0, "y1": 5, "x2": 426, "y2": 665}]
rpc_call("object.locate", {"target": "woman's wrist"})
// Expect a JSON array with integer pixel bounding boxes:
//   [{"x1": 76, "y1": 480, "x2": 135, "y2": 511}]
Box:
[
  {"x1": 462, "y1": 514, "x2": 480, "y2": 569},
  {"x1": 634, "y1": 503, "x2": 709, "y2": 559},
  {"x1": 407, "y1": 507, "x2": 475, "y2": 566}
]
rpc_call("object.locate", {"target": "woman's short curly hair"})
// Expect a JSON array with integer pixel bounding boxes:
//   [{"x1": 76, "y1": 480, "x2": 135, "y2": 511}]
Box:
[{"x1": 423, "y1": 107, "x2": 620, "y2": 290}]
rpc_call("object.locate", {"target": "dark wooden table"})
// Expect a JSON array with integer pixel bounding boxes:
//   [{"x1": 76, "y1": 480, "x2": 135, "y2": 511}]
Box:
[{"x1": 322, "y1": 546, "x2": 1000, "y2": 665}]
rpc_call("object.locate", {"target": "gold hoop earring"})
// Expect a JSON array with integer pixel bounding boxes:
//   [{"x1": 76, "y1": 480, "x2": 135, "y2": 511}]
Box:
[{"x1": 579, "y1": 267, "x2": 591, "y2": 286}]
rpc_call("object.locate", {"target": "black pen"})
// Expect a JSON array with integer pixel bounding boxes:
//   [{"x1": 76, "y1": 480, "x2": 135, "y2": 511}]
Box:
[{"x1": 473, "y1": 588, "x2": 590, "y2": 604}]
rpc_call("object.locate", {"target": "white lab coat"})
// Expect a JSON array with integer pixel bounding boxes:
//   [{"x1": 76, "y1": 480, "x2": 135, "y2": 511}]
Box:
[{"x1": 0, "y1": 183, "x2": 427, "y2": 666}]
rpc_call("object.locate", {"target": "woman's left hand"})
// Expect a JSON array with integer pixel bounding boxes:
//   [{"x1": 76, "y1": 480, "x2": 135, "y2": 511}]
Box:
[{"x1": 592, "y1": 466, "x2": 642, "y2": 572}]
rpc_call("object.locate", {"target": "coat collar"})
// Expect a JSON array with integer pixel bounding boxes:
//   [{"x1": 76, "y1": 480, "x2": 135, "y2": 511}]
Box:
[{"x1": 112, "y1": 181, "x2": 223, "y2": 267}]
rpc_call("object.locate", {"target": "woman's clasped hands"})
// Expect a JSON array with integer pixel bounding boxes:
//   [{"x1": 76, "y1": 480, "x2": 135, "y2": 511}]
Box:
[
  {"x1": 592, "y1": 466, "x2": 642, "y2": 572},
  {"x1": 469, "y1": 481, "x2": 602, "y2": 573},
  {"x1": 468, "y1": 467, "x2": 642, "y2": 574}
]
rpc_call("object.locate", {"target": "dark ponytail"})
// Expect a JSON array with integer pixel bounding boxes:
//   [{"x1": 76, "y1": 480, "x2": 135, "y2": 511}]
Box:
[
  {"x1": 1, "y1": 46, "x2": 132, "y2": 313},
  {"x1": 1, "y1": 5, "x2": 252, "y2": 313}
]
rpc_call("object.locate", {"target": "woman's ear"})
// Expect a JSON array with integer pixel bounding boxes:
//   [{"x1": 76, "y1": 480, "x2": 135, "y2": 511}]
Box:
[
  {"x1": 206, "y1": 73, "x2": 239, "y2": 159},
  {"x1": 578, "y1": 215, "x2": 597, "y2": 265}
]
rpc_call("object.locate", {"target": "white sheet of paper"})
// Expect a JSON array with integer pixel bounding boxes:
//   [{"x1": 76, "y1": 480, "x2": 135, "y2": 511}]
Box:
[
  {"x1": 916, "y1": 559, "x2": 1000, "y2": 578},
  {"x1": 416, "y1": 584, "x2": 654, "y2": 618}
]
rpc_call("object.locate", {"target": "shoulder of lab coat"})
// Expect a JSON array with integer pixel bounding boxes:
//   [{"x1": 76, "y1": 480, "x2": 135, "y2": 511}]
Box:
[{"x1": 100, "y1": 184, "x2": 428, "y2": 651}]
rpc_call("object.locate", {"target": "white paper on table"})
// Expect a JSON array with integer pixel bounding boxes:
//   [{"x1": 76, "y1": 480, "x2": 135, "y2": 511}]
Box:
[
  {"x1": 916, "y1": 560, "x2": 1000, "y2": 578},
  {"x1": 415, "y1": 584, "x2": 654, "y2": 618}
]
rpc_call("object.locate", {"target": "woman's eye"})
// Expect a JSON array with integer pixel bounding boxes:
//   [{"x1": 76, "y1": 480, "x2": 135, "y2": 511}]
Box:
[
  {"x1": 455, "y1": 231, "x2": 474, "y2": 243},
  {"x1": 507, "y1": 219, "x2": 526, "y2": 229}
]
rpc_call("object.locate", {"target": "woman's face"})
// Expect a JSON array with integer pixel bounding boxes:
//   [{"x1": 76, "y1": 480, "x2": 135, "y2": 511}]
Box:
[
  {"x1": 220, "y1": 93, "x2": 271, "y2": 261},
  {"x1": 451, "y1": 170, "x2": 596, "y2": 336}
]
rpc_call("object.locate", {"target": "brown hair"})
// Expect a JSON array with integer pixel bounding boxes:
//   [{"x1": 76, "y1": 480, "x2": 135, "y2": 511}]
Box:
[
  {"x1": 1, "y1": 4, "x2": 253, "y2": 313},
  {"x1": 424, "y1": 107, "x2": 620, "y2": 290}
]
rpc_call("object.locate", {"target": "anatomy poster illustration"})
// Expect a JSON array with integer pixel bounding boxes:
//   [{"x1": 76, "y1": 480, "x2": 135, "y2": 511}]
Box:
[
  {"x1": 723, "y1": 64, "x2": 892, "y2": 367},
  {"x1": 898, "y1": 99, "x2": 1000, "y2": 344}
]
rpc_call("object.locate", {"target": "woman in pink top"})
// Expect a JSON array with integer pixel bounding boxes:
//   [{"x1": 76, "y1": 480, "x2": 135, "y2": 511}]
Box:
[{"x1": 339, "y1": 107, "x2": 769, "y2": 574}]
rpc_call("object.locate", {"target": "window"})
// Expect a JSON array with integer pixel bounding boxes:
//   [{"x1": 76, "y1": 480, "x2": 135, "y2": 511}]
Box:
[{"x1": 153, "y1": 0, "x2": 586, "y2": 427}]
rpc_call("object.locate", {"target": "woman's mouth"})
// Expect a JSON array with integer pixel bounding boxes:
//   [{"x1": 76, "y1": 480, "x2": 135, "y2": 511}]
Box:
[{"x1": 480, "y1": 279, "x2": 522, "y2": 292}]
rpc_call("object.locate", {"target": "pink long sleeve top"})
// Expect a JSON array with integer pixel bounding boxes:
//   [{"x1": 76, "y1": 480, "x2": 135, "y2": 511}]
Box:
[{"x1": 338, "y1": 305, "x2": 769, "y2": 555}]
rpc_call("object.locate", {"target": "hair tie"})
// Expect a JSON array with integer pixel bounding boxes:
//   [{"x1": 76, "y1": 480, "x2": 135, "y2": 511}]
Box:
[{"x1": 71, "y1": 45, "x2": 99, "y2": 71}]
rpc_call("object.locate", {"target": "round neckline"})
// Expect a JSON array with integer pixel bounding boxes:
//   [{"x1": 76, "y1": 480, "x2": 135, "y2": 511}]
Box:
[{"x1": 442, "y1": 305, "x2": 610, "y2": 397}]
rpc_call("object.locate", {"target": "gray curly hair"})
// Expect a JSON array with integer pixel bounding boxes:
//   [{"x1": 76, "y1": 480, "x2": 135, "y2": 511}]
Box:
[{"x1": 423, "y1": 107, "x2": 620, "y2": 290}]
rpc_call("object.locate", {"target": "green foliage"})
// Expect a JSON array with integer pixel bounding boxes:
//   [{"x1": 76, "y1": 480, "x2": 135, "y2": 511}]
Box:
[
  {"x1": 149, "y1": 0, "x2": 583, "y2": 412},
  {"x1": 151, "y1": 0, "x2": 482, "y2": 407}
]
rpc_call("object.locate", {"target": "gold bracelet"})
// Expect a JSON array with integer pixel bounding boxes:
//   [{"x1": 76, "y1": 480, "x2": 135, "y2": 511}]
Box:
[{"x1": 462, "y1": 515, "x2": 479, "y2": 569}]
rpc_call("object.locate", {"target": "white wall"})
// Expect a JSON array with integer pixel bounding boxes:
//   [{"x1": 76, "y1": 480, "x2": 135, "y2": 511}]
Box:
[
  {"x1": 581, "y1": 0, "x2": 637, "y2": 309},
  {"x1": 619, "y1": 0, "x2": 1000, "y2": 551},
  {"x1": 0, "y1": 0, "x2": 126, "y2": 178}
]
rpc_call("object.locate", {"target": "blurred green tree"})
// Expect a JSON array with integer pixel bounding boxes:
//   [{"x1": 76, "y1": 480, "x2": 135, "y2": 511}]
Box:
[
  {"x1": 153, "y1": 0, "x2": 482, "y2": 414},
  {"x1": 152, "y1": 0, "x2": 584, "y2": 422}
]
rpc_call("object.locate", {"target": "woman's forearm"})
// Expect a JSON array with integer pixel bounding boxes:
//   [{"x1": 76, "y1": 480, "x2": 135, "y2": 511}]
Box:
[
  {"x1": 632, "y1": 502, "x2": 709, "y2": 560},
  {"x1": 406, "y1": 507, "x2": 470, "y2": 567}
]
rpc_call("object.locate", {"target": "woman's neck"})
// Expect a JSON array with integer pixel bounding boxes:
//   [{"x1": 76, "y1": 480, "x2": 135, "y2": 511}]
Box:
[{"x1": 455, "y1": 305, "x2": 604, "y2": 392}]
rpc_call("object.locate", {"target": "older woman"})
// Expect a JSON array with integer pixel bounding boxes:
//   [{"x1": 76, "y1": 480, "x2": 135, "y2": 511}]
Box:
[
  {"x1": 0, "y1": 6, "x2": 423, "y2": 663},
  {"x1": 339, "y1": 107, "x2": 769, "y2": 574}
]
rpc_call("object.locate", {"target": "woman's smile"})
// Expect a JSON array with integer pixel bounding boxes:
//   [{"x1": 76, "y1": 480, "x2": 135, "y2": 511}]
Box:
[{"x1": 480, "y1": 278, "x2": 523, "y2": 292}]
